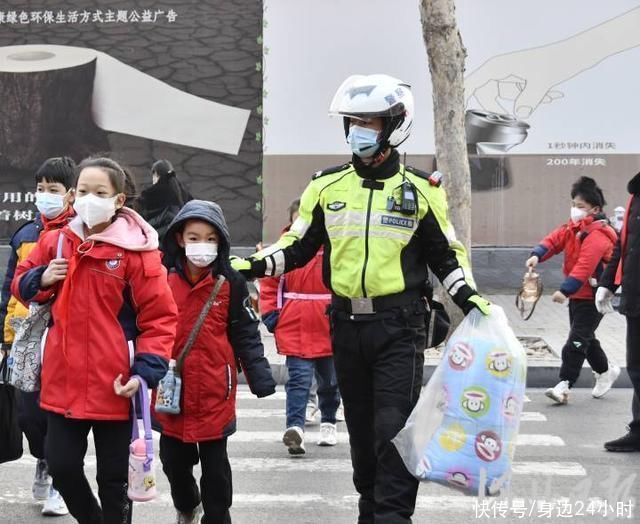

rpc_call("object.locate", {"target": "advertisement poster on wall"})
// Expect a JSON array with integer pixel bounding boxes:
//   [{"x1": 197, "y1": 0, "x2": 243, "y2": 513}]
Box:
[
  {"x1": 0, "y1": 0, "x2": 262, "y2": 244},
  {"x1": 262, "y1": 0, "x2": 640, "y2": 246}
]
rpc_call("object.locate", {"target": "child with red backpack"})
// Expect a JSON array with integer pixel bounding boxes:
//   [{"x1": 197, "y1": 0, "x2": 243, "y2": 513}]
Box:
[{"x1": 526, "y1": 176, "x2": 620, "y2": 404}]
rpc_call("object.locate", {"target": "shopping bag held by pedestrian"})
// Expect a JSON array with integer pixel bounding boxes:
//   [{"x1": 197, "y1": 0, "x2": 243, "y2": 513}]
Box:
[
  {"x1": 155, "y1": 275, "x2": 226, "y2": 414},
  {"x1": 0, "y1": 352, "x2": 23, "y2": 463},
  {"x1": 393, "y1": 306, "x2": 527, "y2": 496},
  {"x1": 515, "y1": 268, "x2": 543, "y2": 321},
  {"x1": 10, "y1": 233, "x2": 64, "y2": 392},
  {"x1": 128, "y1": 375, "x2": 157, "y2": 502}
]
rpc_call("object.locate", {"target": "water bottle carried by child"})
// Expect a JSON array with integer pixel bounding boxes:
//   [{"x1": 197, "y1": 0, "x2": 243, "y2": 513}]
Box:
[
  {"x1": 155, "y1": 359, "x2": 182, "y2": 414},
  {"x1": 128, "y1": 376, "x2": 157, "y2": 502}
]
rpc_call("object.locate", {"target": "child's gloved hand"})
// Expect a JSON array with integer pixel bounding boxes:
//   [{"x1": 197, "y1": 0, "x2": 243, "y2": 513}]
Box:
[
  {"x1": 595, "y1": 287, "x2": 615, "y2": 314},
  {"x1": 525, "y1": 255, "x2": 539, "y2": 268},
  {"x1": 462, "y1": 295, "x2": 491, "y2": 316}
]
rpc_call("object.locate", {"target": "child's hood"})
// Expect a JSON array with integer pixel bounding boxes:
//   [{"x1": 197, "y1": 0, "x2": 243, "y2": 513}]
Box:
[
  {"x1": 69, "y1": 207, "x2": 159, "y2": 251},
  {"x1": 162, "y1": 200, "x2": 232, "y2": 275}
]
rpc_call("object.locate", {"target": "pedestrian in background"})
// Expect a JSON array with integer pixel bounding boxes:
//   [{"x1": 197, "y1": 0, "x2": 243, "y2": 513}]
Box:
[
  {"x1": 138, "y1": 159, "x2": 193, "y2": 244},
  {"x1": 0, "y1": 156, "x2": 76, "y2": 516},
  {"x1": 12, "y1": 157, "x2": 178, "y2": 523},
  {"x1": 597, "y1": 170, "x2": 640, "y2": 452},
  {"x1": 527, "y1": 176, "x2": 620, "y2": 404},
  {"x1": 259, "y1": 199, "x2": 341, "y2": 455}
]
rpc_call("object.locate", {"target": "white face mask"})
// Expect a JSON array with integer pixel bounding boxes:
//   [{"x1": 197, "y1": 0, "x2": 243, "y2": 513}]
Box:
[
  {"x1": 570, "y1": 207, "x2": 588, "y2": 223},
  {"x1": 185, "y1": 242, "x2": 218, "y2": 268},
  {"x1": 35, "y1": 192, "x2": 65, "y2": 219},
  {"x1": 74, "y1": 194, "x2": 118, "y2": 229}
]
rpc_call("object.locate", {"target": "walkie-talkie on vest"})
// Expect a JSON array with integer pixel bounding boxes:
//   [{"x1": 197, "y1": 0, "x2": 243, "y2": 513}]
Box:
[{"x1": 399, "y1": 153, "x2": 417, "y2": 215}]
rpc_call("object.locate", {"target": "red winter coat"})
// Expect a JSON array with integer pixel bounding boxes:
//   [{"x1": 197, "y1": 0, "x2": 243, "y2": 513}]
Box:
[
  {"x1": 153, "y1": 200, "x2": 275, "y2": 443},
  {"x1": 259, "y1": 247, "x2": 332, "y2": 358},
  {"x1": 532, "y1": 214, "x2": 618, "y2": 300},
  {"x1": 12, "y1": 209, "x2": 177, "y2": 421},
  {"x1": 153, "y1": 270, "x2": 238, "y2": 442}
]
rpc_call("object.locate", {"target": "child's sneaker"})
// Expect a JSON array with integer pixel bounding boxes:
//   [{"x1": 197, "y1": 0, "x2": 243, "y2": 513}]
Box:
[
  {"x1": 32, "y1": 459, "x2": 51, "y2": 501},
  {"x1": 305, "y1": 402, "x2": 320, "y2": 426},
  {"x1": 592, "y1": 365, "x2": 621, "y2": 398},
  {"x1": 317, "y1": 423, "x2": 337, "y2": 446},
  {"x1": 41, "y1": 486, "x2": 69, "y2": 516},
  {"x1": 283, "y1": 426, "x2": 305, "y2": 455},
  {"x1": 176, "y1": 503, "x2": 203, "y2": 524},
  {"x1": 545, "y1": 380, "x2": 570, "y2": 404}
]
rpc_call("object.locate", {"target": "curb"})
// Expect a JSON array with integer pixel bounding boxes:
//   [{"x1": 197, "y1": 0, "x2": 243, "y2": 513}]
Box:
[{"x1": 237, "y1": 362, "x2": 633, "y2": 389}]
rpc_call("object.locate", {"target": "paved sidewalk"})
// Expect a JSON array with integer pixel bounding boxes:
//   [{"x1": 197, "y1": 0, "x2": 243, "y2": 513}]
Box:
[{"x1": 256, "y1": 294, "x2": 630, "y2": 388}]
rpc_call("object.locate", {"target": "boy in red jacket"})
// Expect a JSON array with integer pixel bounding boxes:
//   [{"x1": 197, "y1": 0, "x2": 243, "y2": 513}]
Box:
[
  {"x1": 526, "y1": 177, "x2": 620, "y2": 404},
  {"x1": 155, "y1": 199, "x2": 276, "y2": 523},
  {"x1": 260, "y1": 199, "x2": 341, "y2": 455}
]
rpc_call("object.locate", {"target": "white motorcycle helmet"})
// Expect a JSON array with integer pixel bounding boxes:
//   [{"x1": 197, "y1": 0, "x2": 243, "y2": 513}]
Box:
[{"x1": 329, "y1": 74, "x2": 414, "y2": 156}]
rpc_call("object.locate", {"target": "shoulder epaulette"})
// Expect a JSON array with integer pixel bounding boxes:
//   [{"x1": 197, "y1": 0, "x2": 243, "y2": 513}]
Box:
[
  {"x1": 406, "y1": 166, "x2": 443, "y2": 187},
  {"x1": 312, "y1": 163, "x2": 351, "y2": 180}
]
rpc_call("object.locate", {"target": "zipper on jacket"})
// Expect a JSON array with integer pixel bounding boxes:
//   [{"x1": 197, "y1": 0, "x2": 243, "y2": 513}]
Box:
[
  {"x1": 361, "y1": 188, "x2": 374, "y2": 297},
  {"x1": 225, "y1": 364, "x2": 232, "y2": 400}
]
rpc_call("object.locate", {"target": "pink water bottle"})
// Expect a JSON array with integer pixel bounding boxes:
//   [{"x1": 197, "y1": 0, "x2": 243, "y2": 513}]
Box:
[{"x1": 127, "y1": 376, "x2": 157, "y2": 502}]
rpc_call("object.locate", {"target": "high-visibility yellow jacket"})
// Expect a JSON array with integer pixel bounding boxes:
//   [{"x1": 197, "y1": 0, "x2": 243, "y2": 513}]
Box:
[{"x1": 253, "y1": 151, "x2": 477, "y2": 307}]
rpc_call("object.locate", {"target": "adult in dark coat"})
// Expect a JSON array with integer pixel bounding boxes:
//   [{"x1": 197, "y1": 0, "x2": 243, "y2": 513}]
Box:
[
  {"x1": 137, "y1": 160, "x2": 193, "y2": 244},
  {"x1": 597, "y1": 170, "x2": 640, "y2": 451}
]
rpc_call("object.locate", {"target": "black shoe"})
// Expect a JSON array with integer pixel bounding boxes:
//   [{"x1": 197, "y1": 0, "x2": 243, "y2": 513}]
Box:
[{"x1": 604, "y1": 431, "x2": 640, "y2": 452}]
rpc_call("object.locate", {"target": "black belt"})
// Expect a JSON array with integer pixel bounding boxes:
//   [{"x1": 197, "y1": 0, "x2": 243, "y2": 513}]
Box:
[{"x1": 331, "y1": 290, "x2": 422, "y2": 315}]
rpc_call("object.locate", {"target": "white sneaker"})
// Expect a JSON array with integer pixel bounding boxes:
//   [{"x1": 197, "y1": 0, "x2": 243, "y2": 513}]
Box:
[
  {"x1": 317, "y1": 422, "x2": 337, "y2": 446},
  {"x1": 32, "y1": 459, "x2": 51, "y2": 501},
  {"x1": 176, "y1": 503, "x2": 203, "y2": 524},
  {"x1": 283, "y1": 426, "x2": 306, "y2": 456},
  {"x1": 335, "y1": 402, "x2": 345, "y2": 422},
  {"x1": 41, "y1": 486, "x2": 69, "y2": 516},
  {"x1": 592, "y1": 365, "x2": 621, "y2": 398},
  {"x1": 305, "y1": 403, "x2": 320, "y2": 425},
  {"x1": 545, "y1": 380, "x2": 570, "y2": 404}
]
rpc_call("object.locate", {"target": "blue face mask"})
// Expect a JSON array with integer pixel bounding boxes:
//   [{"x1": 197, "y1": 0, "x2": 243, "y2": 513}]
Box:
[
  {"x1": 347, "y1": 125, "x2": 380, "y2": 158},
  {"x1": 35, "y1": 192, "x2": 65, "y2": 219}
]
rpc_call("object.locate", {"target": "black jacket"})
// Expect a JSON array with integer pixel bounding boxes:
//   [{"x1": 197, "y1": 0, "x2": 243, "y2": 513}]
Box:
[
  {"x1": 138, "y1": 175, "x2": 193, "y2": 244},
  {"x1": 600, "y1": 172, "x2": 640, "y2": 317}
]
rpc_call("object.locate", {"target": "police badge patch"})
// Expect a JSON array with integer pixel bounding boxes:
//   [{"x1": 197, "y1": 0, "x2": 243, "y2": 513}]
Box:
[{"x1": 327, "y1": 201, "x2": 346, "y2": 212}]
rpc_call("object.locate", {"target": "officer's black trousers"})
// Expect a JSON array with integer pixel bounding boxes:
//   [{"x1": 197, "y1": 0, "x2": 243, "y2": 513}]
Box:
[{"x1": 331, "y1": 309, "x2": 425, "y2": 524}]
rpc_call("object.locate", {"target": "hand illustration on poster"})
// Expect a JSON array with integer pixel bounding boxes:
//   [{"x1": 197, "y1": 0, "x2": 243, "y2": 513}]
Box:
[{"x1": 465, "y1": 6, "x2": 640, "y2": 122}]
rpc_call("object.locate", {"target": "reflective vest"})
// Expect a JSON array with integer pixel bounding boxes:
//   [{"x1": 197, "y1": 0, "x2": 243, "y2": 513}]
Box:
[{"x1": 256, "y1": 154, "x2": 476, "y2": 304}]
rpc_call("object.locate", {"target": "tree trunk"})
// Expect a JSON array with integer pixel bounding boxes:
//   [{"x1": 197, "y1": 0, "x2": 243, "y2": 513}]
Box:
[
  {"x1": 0, "y1": 59, "x2": 108, "y2": 171},
  {"x1": 420, "y1": 0, "x2": 472, "y2": 328}
]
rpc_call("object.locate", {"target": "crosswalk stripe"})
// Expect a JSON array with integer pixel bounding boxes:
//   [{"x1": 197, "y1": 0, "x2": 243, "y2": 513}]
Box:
[
  {"x1": 0, "y1": 489, "x2": 608, "y2": 513},
  {"x1": 80, "y1": 430, "x2": 564, "y2": 447},
  {"x1": 4, "y1": 456, "x2": 585, "y2": 476},
  {"x1": 235, "y1": 409, "x2": 547, "y2": 422},
  {"x1": 229, "y1": 431, "x2": 564, "y2": 446}
]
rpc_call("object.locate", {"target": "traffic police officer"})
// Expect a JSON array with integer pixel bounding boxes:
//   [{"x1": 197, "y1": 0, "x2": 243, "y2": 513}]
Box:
[{"x1": 234, "y1": 74, "x2": 491, "y2": 523}]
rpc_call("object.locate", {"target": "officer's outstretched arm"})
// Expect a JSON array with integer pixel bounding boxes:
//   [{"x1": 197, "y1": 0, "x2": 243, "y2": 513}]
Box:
[
  {"x1": 419, "y1": 186, "x2": 489, "y2": 315},
  {"x1": 235, "y1": 183, "x2": 326, "y2": 279}
]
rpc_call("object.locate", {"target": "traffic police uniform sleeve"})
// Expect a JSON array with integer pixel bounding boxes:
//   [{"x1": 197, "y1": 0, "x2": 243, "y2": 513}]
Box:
[
  {"x1": 418, "y1": 184, "x2": 478, "y2": 308},
  {"x1": 228, "y1": 271, "x2": 276, "y2": 398},
  {"x1": 248, "y1": 180, "x2": 326, "y2": 278}
]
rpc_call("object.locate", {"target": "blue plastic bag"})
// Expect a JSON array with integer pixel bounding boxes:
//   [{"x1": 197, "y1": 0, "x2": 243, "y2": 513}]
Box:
[{"x1": 393, "y1": 306, "x2": 526, "y2": 495}]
